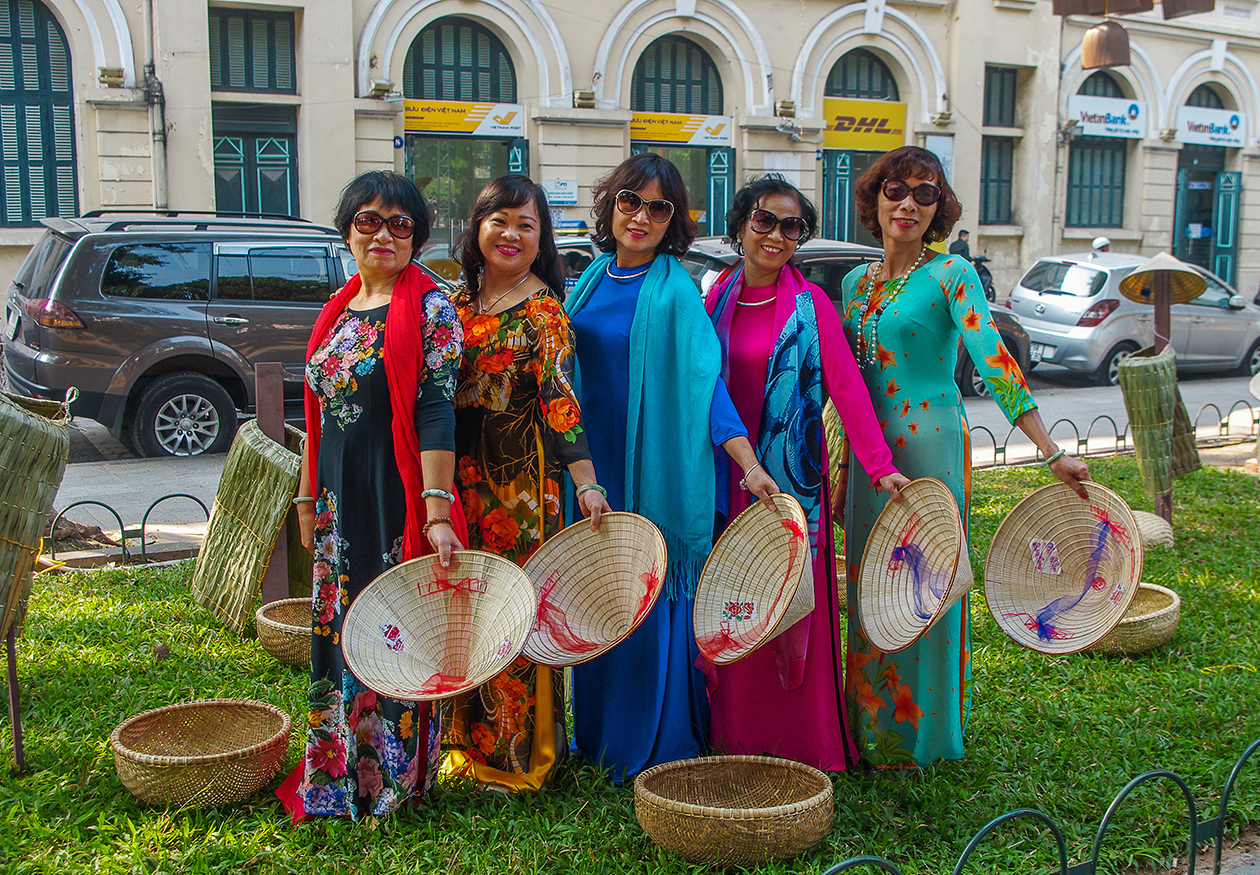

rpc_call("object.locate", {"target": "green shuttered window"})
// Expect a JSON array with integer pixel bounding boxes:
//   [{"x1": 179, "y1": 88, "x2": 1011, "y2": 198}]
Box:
[
  {"x1": 0, "y1": 0, "x2": 76, "y2": 226},
  {"x1": 1065, "y1": 73, "x2": 1127, "y2": 228},
  {"x1": 209, "y1": 8, "x2": 295, "y2": 93},
  {"x1": 979, "y1": 66, "x2": 1018, "y2": 226},
  {"x1": 826, "y1": 49, "x2": 899, "y2": 101},
  {"x1": 631, "y1": 35, "x2": 722, "y2": 115},
  {"x1": 403, "y1": 17, "x2": 516, "y2": 102}
]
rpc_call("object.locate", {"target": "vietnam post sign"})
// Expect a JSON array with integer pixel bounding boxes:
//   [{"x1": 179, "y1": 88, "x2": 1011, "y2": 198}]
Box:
[
  {"x1": 823, "y1": 97, "x2": 906, "y2": 150},
  {"x1": 403, "y1": 101, "x2": 525, "y2": 137},
  {"x1": 630, "y1": 113, "x2": 732, "y2": 146},
  {"x1": 1068, "y1": 95, "x2": 1145, "y2": 139},
  {"x1": 1176, "y1": 105, "x2": 1245, "y2": 147}
]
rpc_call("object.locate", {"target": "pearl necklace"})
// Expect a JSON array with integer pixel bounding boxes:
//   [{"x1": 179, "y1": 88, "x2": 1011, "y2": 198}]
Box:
[
  {"x1": 606, "y1": 262, "x2": 651, "y2": 281},
  {"x1": 477, "y1": 271, "x2": 532, "y2": 314},
  {"x1": 855, "y1": 245, "x2": 928, "y2": 367}
]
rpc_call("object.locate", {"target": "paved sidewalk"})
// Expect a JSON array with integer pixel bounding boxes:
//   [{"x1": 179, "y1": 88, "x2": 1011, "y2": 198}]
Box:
[{"x1": 54, "y1": 453, "x2": 225, "y2": 529}]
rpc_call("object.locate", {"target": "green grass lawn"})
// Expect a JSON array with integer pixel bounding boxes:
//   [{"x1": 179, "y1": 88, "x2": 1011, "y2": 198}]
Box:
[{"x1": 2, "y1": 457, "x2": 1258, "y2": 874}]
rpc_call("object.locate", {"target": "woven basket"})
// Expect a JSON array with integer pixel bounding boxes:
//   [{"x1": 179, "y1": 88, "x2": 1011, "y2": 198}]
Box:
[
  {"x1": 1087, "y1": 582, "x2": 1180, "y2": 656},
  {"x1": 341, "y1": 550, "x2": 536, "y2": 701},
  {"x1": 520, "y1": 512, "x2": 666, "y2": 667},
  {"x1": 693, "y1": 494, "x2": 814, "y2": 665},
  {"x1": 984, "y1": 482, "x2": 1143, "y2": 655},
  {"x1": 190, "y1": 421, "x2": 300, "y2": 634},
  {"x1": 254, "y1": 598, "x2": 312, "y2": 665},
  {"x1": 0, "y1": 390, "x2": 72, "y2": 640},
  {"x1": 634, "y1": 755, "x2": 834, "y2": 866},
  {"x1": 1117, "y1": 347, "x2": 1200, "y2": 497},
  {"x1": 1132, "y1": 510, "x2": 1174, "y2": 549},
  {"x1": 857, "y1": 478, "x2": 971, "y2": 653},
  {"x1": 110, "y1": 698, "x2": 291, "y2": 808}
]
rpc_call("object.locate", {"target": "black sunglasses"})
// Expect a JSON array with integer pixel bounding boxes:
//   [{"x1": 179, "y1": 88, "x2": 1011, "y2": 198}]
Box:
[
  {"x1": 747, "y1": 209, "x2": 808, "y2": 242},
  {"x1": 615, "y1": 189, "x2": 675, "y2": 224},
  {"x1": 353, "y1": 210, "x2": 415, "y2": 239},
  {"x1": 881, "y1": 178, "x2": 942, "y2": 207}
]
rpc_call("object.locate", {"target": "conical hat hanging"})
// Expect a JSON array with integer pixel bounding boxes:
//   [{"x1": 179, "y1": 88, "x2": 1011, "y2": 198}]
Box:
[{"x1": 1118, "y1": 252, "x2": 1207, "y2": 304}]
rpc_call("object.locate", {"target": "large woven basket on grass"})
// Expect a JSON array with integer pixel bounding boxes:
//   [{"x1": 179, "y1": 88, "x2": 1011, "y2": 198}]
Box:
[
  {"x1": 282, "y1": 424, "x2": 313, "y2": 599},
  {"x1": 191, "y1": 421, "x2": 300, "y2": 634},
  {"x1": 520, "y1": 512, "x2": 666, "y2": 667},
  {"x1": 984, "y1": 482, "x2": 1143, "y2": 655},
  {"x1": 254, "y1": 598, "x2": 312, "y2": 665},
  {"x1": 0, "y1": 390, "x2": 73, "y2": 640},
  {"x1": 1117, "y1": 347, "x2": 1200, "y2": 497},
  {"x1": 110, "y1": 698, "x2": 291, "y2": 808},
  {"x1": 693, "y1": 494, "x2": 814, "y2": 665},
  {"x1": 341, "y1": 550, "x2": 536, "y2": 701},
  {"x1": 1086, "y1": 582, "x2": 1180, "y2": 656},
  {"x1": 857, "y1": 478, "x2": 971, "y2": 653},
  {"x1": 634, "y1": 755, "x2": 834, "y2": 866}
]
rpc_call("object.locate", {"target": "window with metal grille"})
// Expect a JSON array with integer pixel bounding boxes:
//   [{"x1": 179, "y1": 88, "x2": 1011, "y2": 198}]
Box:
[
  {"x1": 979, "y1": 137, "x2": 1014, "y2": 225},
  {"x1": 1065, "y1": 73, "x2": 1127, "y2": 228},
  {"x1": 402, "y1": 17, "x2": 516, "y2": 102},
  {"x1": 631, "y1": 35, "x2": 722, "y2": 114},
  {"x1": 208, "y1": 8, "x2": 295, "y2": 93},
  {"x1": 825, "y1": 49, "x2": 899, "y2": 100},
  {"x1": 1186, "y1": 83, "x2": 1225, "y2": 108},
  {"x1": 0, "y1": 0, "x2": 77, "y2": 227},
  {"x1": 983, "y1": 66, "x2": 1018, "y2": 127}
]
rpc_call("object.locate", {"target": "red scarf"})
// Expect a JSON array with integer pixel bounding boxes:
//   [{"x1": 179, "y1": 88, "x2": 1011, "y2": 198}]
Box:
[{"x1": 302, "y1": 263, "x2": 469, "y2": 559}]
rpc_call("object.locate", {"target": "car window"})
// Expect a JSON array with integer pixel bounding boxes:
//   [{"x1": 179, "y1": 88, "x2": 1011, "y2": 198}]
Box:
[
  {"x1": 679, "y1": 254, "x2": 724, "y2": 290},
  {"x1": 335, "y1": 246, "x2": 358, "y2": 281},
  {"x1": 560, "y1": 247, "x2": 593, "y2": 285},
  {"x1": 13, "y1": 233, "x2": 72, "y2": 298},
  {"x1": 101, "y1": 243, "x2": 211, "y2": 300},
  {"x1": 215, "y1": 254, "x2": 252, "y2": 300},
  {"x1": 796, "y1": 258, "x2": 870, "y2": 305},
  {"x1": 1187, "y1": 276, "x2": 1232, "y2": 308},
  {"x1": 249, "y1": 248, "x2": 332, "y2": 303},
  {"x1": 1019, "y1": 261, "x2": 1107, "y2": 297}
]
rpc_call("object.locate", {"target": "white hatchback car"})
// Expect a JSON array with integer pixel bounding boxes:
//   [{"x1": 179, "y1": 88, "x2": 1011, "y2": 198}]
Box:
[{"x1": 1005, "y1": 252, "x2": 1260, "y2": 385}]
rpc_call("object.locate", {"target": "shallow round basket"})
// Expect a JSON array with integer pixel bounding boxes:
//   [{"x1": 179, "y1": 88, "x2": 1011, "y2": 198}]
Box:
[
  {"x1": 341, "y1": 550, "x2": 536, "y2": 701},
  {"x1": 634, "y1": 755, "x2": 834, "y2": 867},
  {"x1": 521, "y1": 512, "x2": 667, "y2": 667},
  {"x1": 1086, "y1": 582, "x2": 1180, "y2": 656},
  {"x1": 254, "y1": 598, "x2": 311, "y2": 665},
  {"x1": 693, "y1": 494, "x2": 813, "y2": 665},
  {"x1": 1132, "y1": 510, "x2": 1174, "y2": 549},
  {"x1": 857, "y1": 478, "x2": 972, "y2": 653},
  {"x1": 110, "y1": 699, "x2": 291, "y2": 808},
  {"x1": 985, "y1": 482, "x2": 1143, "y2": 655}
]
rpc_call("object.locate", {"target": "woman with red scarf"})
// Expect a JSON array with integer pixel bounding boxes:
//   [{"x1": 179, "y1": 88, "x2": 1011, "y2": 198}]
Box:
[{"x1": 280, "y1": 171, "x2": 467, "y2": 820}]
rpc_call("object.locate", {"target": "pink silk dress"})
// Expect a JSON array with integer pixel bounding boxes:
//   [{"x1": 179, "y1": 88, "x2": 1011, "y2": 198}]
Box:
[{"x1": 707, "y1": 278, "x2": 898, "y2": 771}]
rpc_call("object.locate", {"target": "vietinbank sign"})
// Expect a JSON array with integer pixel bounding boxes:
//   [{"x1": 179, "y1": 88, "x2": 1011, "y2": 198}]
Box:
[
  {"x1": 1067, "y1": 95, "x2": 1144, "y2": 139},
  {"x1": 1176, "y1": 105, "x2": 1245, "y2": 147}
]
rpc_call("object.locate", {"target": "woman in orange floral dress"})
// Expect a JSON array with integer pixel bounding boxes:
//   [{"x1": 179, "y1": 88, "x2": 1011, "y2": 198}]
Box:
[{"x1": 443, "y1": 175, "x2": 610, "y2": 792}]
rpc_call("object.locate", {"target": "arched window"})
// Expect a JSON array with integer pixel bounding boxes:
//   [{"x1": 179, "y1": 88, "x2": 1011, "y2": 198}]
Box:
[
  {"x1": 825, "y1": 49, "x2": 899, "y2": 101},
  {"x1": 1065, "y1": 72, "x2": 1129, "y2": 229},
  {"x1": 1186, "y1": 83, "x2": 1225, "y2": 109},
  {"x1": 1079, "y1": 71, "x2": 1124, "y2": 98},
  {"x1": 631, "y1": 35, "x2": 722, "y2": 115},
  {"x1": 0, "y1": 0, "x2": 76, "y2": 226},
  {"x1": 402, "y1": 16, "x2": 516, "y2": 102}
]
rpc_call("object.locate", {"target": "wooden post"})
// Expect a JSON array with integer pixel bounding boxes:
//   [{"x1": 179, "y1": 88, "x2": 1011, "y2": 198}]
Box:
[
  {"x1": 255, "y1": 363, "x2": 290, "y2": 606},
  {"x1": 6, "y1": 626, "x2": 23, "y2": 773},
  {"x1": 1153, "y1": 272, "x2": 1173, "y2": 526}
]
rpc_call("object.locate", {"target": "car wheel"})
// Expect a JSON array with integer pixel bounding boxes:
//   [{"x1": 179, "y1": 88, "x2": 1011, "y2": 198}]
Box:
[
  {"x1": 957, "y1": 355, "x2": 990, "y2": 398},
  {"x1": 1093, "y1": 342, "x2": 1138, "y2": 387},
  {"x1": 133, "y1": 373, "x2": 237, "y2": 457},
  {"x1": 1239, "y1": 339, "x2": 1260, "y2": 376}
]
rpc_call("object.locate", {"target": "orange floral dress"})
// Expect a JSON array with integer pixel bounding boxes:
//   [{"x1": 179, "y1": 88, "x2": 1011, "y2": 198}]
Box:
[{"x1": 442, "y1": 284, "x2": 590, "y2": 791}]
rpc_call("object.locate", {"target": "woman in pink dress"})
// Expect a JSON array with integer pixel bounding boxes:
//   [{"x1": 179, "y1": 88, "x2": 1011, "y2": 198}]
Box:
[{"x1": 703, "y1": 175, "x2": 910, "y2": 770}]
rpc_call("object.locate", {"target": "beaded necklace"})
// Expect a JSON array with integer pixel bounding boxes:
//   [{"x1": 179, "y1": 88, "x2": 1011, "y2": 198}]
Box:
[{"x1": 854, "y1": 245, "x2": 927, "y2": 367}]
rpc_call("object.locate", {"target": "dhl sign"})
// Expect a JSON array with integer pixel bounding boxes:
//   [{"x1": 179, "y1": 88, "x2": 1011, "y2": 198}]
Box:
[
  {"x1": 823, "y1": 97, "x2": 907, "y2": 151},
  {"x1": 630, "y1": 112, "x2": 732, "y2": 147},
  {"x1": 403, "y1": 100, "x2": 525, "y2": 137}
]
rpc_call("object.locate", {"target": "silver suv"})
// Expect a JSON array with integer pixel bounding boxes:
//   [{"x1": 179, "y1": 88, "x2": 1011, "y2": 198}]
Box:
[
  {"x1": 1006, "y1": 252, "x2": 1260, "y2": 386},
  {"x1": 3, "y1": 213, "x2": 381, "y2": 457}
]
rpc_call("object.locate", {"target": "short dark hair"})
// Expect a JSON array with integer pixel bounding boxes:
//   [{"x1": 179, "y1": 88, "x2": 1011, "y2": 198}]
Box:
[
  {"x1": 724, "y1": 174, "x2": 818, "y2": 255},
  {"x1": 854, "y1": 146, "x2": 962, "y2": 244},
  {"x1": 590, "y1": 153, "x2": 696, "y2": 257},
  {"x1": 333, "y1": 171, "x2": 433, "y2": 257},
  {"x1": 958, "y1": 229, "x2": 970, "y2": 237},
  {"x1": 453, "y1": 175, "x2": 565, "y2": 299}
]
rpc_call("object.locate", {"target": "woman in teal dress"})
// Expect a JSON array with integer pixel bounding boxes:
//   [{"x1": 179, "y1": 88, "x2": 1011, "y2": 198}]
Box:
[{"x1": 839, "y1": 146, "x2": 1090, "y2": 768}]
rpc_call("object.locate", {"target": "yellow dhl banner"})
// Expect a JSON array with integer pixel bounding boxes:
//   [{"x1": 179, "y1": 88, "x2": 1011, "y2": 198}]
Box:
[
  {"x1": 403, "y1": 101, "x2": 525, "y2": 136},
  {"x1": 630, "y1": 112, "x2": 732, "y2": 146},
  {"x1": 823, "y1": 97, "x2": 907, "y2": 151}
]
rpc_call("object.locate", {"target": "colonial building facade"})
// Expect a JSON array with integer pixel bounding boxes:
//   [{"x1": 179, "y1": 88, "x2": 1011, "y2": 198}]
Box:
[{"x1": 4, "y1": 0, "x2": 1259, "y2": 295}]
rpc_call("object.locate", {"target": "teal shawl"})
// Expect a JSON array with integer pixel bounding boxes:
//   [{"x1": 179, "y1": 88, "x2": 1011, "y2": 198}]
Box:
[{"x1": 566, "y1": 252, "x2": 720, "y2": 600}]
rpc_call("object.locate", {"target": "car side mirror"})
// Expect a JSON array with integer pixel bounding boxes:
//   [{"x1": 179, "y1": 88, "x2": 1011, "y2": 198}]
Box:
[{"x1": 1228, "y1": 295, "x2": 1246, "y2": 310}]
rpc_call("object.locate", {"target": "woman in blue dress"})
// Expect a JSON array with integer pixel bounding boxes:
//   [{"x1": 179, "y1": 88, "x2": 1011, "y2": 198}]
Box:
[{"x1": 566, "y1": 153, "x2": 778, "y2": 780}]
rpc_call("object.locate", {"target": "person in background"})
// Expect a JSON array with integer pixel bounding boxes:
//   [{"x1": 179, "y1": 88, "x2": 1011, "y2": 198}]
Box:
[
  {"x1": 565, "y1": 152, "x2": 778, "y2": 781},
  {"x1": 948, "y1": 229, "x2": 971, "y2": 261},
  {"x1": 840, "y1": 146, "x2": 1089, "y2": 769},
  {"x1": 702, "y1": 174, "x2": 910, "y2": 770},
  {"x1": 282, "y1": 170, "x2": 468, "y2": 820},
  {"x1": 442, "y1": 174, "x2": 610, "y2": 792},
  {"x1": 1092, "y1": 236, "x2": 1111, "y2": 254}
]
